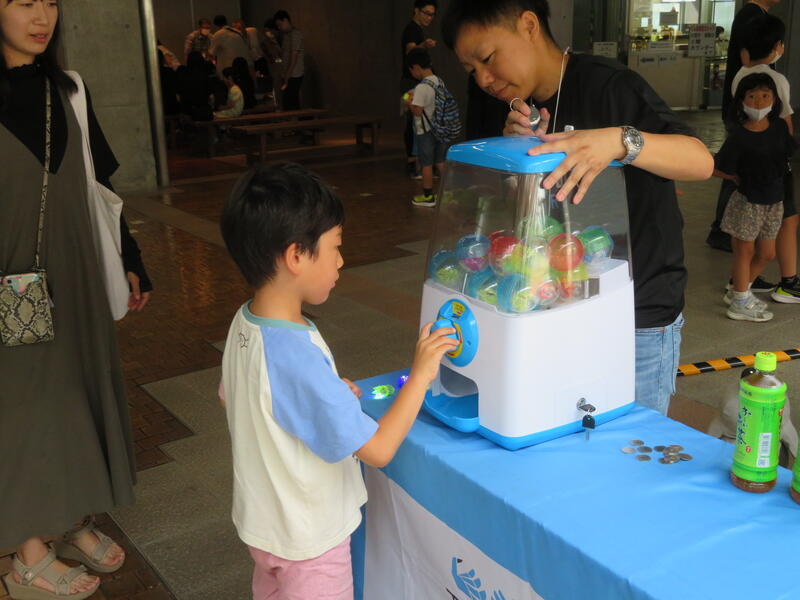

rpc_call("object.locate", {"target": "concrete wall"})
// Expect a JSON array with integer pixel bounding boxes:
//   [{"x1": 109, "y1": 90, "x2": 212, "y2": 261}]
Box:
[{"x1": 60, "y1": 0, "x2": 157, "y2": 192}]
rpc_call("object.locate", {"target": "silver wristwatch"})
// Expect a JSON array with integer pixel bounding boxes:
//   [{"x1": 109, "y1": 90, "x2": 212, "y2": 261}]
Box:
[{"x1": 620, "y1": 126, "x2": 644, "y2": 165}]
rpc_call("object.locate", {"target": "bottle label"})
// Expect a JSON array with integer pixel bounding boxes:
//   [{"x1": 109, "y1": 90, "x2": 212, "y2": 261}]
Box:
[{"x1": 732, "y1": 380, "x2": 786, "y2": 483}]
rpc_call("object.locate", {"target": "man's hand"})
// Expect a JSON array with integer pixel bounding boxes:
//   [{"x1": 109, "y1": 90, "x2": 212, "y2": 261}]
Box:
[{"x1": 126, "y1": 272, "x2": 151, "y2": 311}]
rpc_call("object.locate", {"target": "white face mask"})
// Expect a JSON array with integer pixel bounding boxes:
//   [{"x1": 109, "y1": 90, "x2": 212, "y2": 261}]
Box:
[{"x1": 743, "y1": 105, "x2": 772, "y2": 121}]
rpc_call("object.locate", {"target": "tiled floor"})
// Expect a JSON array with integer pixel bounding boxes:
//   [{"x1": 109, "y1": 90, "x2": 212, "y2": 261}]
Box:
[{"x1": 4, "y1": 116, "x2": 800, "y2": 599}]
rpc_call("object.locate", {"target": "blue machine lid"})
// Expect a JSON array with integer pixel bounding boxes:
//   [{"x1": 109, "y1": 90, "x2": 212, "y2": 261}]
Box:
[{"x1": 446, "y1": 136, "x2": 622, "y2": 174}]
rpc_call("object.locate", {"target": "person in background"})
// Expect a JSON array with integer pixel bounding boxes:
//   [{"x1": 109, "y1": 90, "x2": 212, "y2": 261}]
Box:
[
  {"x1": 213, "y1": 14, "x2": 227, "y2": 35},
  {"x1": 232, "y1": 56, "x2": 257, "y2": 110},
  {"x1": 262, "y1": 18, "x2": 283, "y2": 107},
  {"x1": 244, "y1": 23, "x2": 269, "y2": 101},
  {"x1": 209, "y1": 17, "x2": 251, "y2": 76},
  {"x1": 158, "y1": 49, "x2": 180, "y2": 116},
  {"x1": 184, "y1": 17, "x2": 213, "y2": 63},
  {"x1": 156, "y1": 39, "x2": 180, "y2": 70},
  {"x1": 214, "y1": 67, "x2": 244, "y2": 119},
  {"x1": 713, "y1": 74, "x2": 796, "y2": 322},
  {"x1": 708, "y1": 0, "x2": 781, "y2": 252},
  {"x1": 274, "y1": 10, "x2": 304, "y2": 111},
  {"x1": 177, "y1": 51, "x2": 213, "y2": 120},
  {"x1": 400, "y1": 0, "x2": 437, "y2": 178},
  {"x1": 729, "y1": 15, "x2": 800, "y2": 304}
]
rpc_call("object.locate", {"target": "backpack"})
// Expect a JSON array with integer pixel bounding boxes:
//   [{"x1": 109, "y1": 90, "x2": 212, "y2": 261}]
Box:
[{"x1": 420, "y1": 77, "x2": 461, "y2": 143}]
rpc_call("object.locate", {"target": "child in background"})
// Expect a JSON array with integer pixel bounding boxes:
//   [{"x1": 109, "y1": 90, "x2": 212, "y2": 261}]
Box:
[
  {"x1": 213, "y1": 67, "x2": 244, "y2": 118},
  {"x1": 714, "y1": 73, "x2": 796, "y2": 322},
  {"x1": 407, "y1": 48, "x2": 447, "y2": 207},
  {"x1": 731, "y1": 14, "x2": 800, "y2": 303},
  {"x1": 219, "y1": 163, "x2": 457, "y2": 599}
]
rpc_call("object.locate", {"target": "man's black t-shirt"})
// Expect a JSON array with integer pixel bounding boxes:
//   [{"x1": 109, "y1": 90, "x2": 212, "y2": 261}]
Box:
[
  {"x1": 715, "y1": 119, "x2": 796, "y2": 205},
  {"x1": 400, "y1": 21, "x2": 424, "y2": 79},
  {"x1": 537, "y1": 53, "x2": 695, "y2": 328},
  {"x1": 722, "y1": 2, "x2": 768, "y2": 120}
]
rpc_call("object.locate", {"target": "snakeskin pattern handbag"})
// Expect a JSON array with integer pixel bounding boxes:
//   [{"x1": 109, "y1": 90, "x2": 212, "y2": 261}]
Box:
[{"x1": 0, "y1": 80, "x2": 55, "y2": 347}]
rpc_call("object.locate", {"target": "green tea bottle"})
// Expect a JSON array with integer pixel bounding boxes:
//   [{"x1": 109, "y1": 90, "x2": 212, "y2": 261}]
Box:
[
  {"x1": 792, "y1": 441, "x2": 800, "y2": 504},
  {"x1": 730, "y1": 352, "x2": 786, "y2": 493}
]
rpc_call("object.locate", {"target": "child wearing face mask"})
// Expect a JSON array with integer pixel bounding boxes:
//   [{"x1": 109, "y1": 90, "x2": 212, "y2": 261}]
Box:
[{"x1": 714, "y1": 73, "x2": 797, "y2": 322}]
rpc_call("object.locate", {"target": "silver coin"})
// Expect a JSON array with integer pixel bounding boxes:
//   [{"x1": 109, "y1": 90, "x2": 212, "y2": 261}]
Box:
[
  {"x1": 621, "y1": 446, "x2": 637, "y2": 454},
  {"x1": 667, "y1": 445, "x2": 684, "y2": 452},
  {"x1": 636, "y1": 454, "x2": 651, "y2": 462},
  {"x1": 659, "y1": 456, "x2": 679, "y2": 464},
  {"x1": 637, "y1": 446, "x2": 652, "y2": 453},
  {"x1": 630, "y1": 439, "x2": 645, "y2": 446},
  {"x1": 653, "y1": 445, "x2": 665, "y2": 452},
  {"x1": 678, "y1": 453, "x2": 693, "y2": 461}
]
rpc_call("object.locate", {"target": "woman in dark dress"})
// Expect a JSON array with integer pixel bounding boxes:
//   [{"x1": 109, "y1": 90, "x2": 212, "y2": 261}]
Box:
[{"x1": 0, "y1": 1, "x2": 151, "y2": 598}]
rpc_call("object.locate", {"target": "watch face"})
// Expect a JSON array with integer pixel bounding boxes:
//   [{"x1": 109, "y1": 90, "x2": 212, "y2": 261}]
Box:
[{"x1": 624, "y1": 127, "x2": 643, "y2": 149}]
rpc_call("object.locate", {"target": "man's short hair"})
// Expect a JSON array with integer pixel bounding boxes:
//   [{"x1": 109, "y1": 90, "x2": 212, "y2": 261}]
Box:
[
  {"x1": 220, "y1": 164, "x2": 345, "y2": 288},
  {"x1": 414, "y1": 0, "x2": 437, "y2": 10},
  {"x1": 743, "y1": 14, "x2": 785, "y2": 62},
  {"x1": 222, "y1": 67, "x2": 234, "y2": 80},
  {"x1": 406, "y1": 48, "x2": 432, "y2": 71},
  {"x1": 442, "y1": 0, "x2": 553, "y2": 50},
  {"x1": 274, "y1": 10, "x2": 291, "y2": 23},
  {"x1": 199, "y1": 18, "x2": 211, "y2": 28},
  {"x1": 213, "y1": 14, "x2": 227, "y2": 28}
]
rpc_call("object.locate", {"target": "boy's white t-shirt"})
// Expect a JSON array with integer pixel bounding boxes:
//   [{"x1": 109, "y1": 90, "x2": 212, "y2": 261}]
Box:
[
  {"x1": 412, "y1": 75, "x2": 440, "y2": 135},
  {"x1": 732, "y1": 64, "x2": 793, "y2": 118},
  {"x1": 221, "y1": 303, "x2": 378, "y2": 560}
]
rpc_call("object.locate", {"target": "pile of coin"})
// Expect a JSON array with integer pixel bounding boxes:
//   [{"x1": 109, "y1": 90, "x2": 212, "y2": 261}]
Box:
[{"x1": 620, "y1": 440, "x2": 692, "y2": 464}]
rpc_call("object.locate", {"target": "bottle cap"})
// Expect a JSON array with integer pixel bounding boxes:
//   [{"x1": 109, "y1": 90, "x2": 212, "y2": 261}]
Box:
[{"x1": 754, "y1": 351, "x2": 777, "y2": 372}]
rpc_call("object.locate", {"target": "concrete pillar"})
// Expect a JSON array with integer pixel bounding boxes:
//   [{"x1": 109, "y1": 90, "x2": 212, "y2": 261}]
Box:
[{"x1": 60, "y1": 0, "x2": 158, "y2": 192}]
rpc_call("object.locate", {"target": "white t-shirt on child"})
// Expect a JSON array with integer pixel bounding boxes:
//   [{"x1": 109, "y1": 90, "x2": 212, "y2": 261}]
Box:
[
  {"x1": 221, "y1": 303, "x2": 378, "y2": 560},
  {"x1": 732, "y1": 64, "x2": 793, "y2": 118},
  {"x1": 412, "y1": 75, "x2": 440, "y2": 136}
]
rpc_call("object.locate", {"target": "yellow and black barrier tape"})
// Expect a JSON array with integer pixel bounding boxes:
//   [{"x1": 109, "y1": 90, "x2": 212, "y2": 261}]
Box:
[{"x1": 677, "y1": 348, "x2": 800, "y2": 377}]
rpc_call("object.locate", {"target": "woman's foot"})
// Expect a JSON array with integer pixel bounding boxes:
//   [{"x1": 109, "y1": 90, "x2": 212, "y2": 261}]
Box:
[
  {"x1": 70, "y1": 527, "x2": 125, "y2": 570},
  {"x1": 12, "y1": 540, "x2": 99, "y2": 596}
]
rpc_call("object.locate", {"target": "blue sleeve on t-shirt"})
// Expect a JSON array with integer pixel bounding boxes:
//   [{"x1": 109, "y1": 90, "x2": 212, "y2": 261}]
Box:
[{"x1": 262, "y1": 327, "x2": 378, "y2": 463}]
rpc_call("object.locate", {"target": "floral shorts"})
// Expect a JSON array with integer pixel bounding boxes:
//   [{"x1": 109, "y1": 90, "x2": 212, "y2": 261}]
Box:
[{"x1": 720, "y1": 191, "x2": 783, "y2": 241}]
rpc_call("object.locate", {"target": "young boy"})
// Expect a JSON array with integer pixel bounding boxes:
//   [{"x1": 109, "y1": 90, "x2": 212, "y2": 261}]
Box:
[
  {"x1": 732, "y1": 14, "x2": 800, "y2": 303},
  {"x1": 219, "y1": 163, "x2": 456, "y2": 599},
  {"x1": 407, "y1": 48, "x2": 447, "y2": 207},
  {"x1": 442, "y1": 0, "x2": 714, "y2": 415},
  {"x1": 213, "y1": 67, "x2": 244, "y2": 118}
]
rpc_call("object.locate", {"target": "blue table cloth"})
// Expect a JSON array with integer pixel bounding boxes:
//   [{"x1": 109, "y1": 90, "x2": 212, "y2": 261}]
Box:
[{"x1": 353, "y1": 369, "x2": 800, "y2": 600}]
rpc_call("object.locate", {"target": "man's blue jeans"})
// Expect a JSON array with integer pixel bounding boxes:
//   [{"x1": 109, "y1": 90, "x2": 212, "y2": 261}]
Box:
[{"x1": 635, "y1": 313, "x2": 684, "y2": 416}]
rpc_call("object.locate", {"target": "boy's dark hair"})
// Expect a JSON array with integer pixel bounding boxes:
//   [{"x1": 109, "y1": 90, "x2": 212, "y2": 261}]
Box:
[
  {"x1": 406, "y1": 48, "x2": 432, "y2": 71},
  {"x1": 222, "y1": 67, "x2": 235, "y2": 80},
  {"x1": 264, "y1": 18, "x2": 277, "y2": 30},
  {"x1": 221, "y1": 164, "x2": 345, "y2": 288},
  {"x1": 731, "y1": 73, "x2": 783, "y2": 124},
  {"x1": 743, "y1": 14, "x2": 785, "y2": 62},
  {"x1": 274, "y1": 10, "x2": 291, "y2": 23},
  {"x1": 199, "y1": 18, "x2": 211, "y2": 27},
  {"x1": 442, "y1": 0, "x2": 553, "y2": 50},
  {"x1": 414, "y1": 0, "x2": 437, "y2": 9},
  {"x1": 214, "y1": 14, "x2": 228, "y2": 27}
]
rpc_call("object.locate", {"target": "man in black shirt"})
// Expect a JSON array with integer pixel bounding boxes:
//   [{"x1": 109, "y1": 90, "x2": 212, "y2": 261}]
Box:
[
  {"x1": 442, "y1": 0, "x2": 714, "y2": 416},
  {"x1": 401, "y1": 1, "x2": 438, "y2": 176}
]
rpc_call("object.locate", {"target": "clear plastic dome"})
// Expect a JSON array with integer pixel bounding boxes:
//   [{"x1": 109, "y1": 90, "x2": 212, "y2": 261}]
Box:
[{"x1": 425, "y1": 137, "x2": 631, "y2": 315}]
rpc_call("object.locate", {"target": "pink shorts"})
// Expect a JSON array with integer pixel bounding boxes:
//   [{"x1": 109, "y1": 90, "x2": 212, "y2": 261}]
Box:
[{"x1": 248, "y1": 536, "x2": 354, "y2": 600}]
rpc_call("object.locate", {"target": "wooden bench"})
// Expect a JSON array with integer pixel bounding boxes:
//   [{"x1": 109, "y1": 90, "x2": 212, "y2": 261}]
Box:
[
  {"x1": 231, "y1": 115, "x2": 382, "y2": 162},
  {"x1": 193, "y1": 108, "x2": 329, "y2": 156}
]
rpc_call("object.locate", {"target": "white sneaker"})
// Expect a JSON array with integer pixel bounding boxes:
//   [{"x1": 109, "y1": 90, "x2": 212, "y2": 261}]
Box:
[
  {"x1": 723, "y1": 290, "x2": 767, "y2": 311},
  {"x1": 726, "y1": 297, "x2": 774, "y2": 322}
]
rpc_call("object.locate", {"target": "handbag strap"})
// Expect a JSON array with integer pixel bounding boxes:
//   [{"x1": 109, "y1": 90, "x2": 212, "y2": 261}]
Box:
[{"x1": 33, "y1": 78, "x2": 52, "y2": 271}]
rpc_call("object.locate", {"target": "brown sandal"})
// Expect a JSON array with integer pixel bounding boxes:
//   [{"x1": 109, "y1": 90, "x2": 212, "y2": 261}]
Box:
[
  {"x1": 53, "y1": 517, "x2": 124, "y2": 574},
  {"x1": 2, "y1": 545, "x2": 98, "y2": 600}
]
